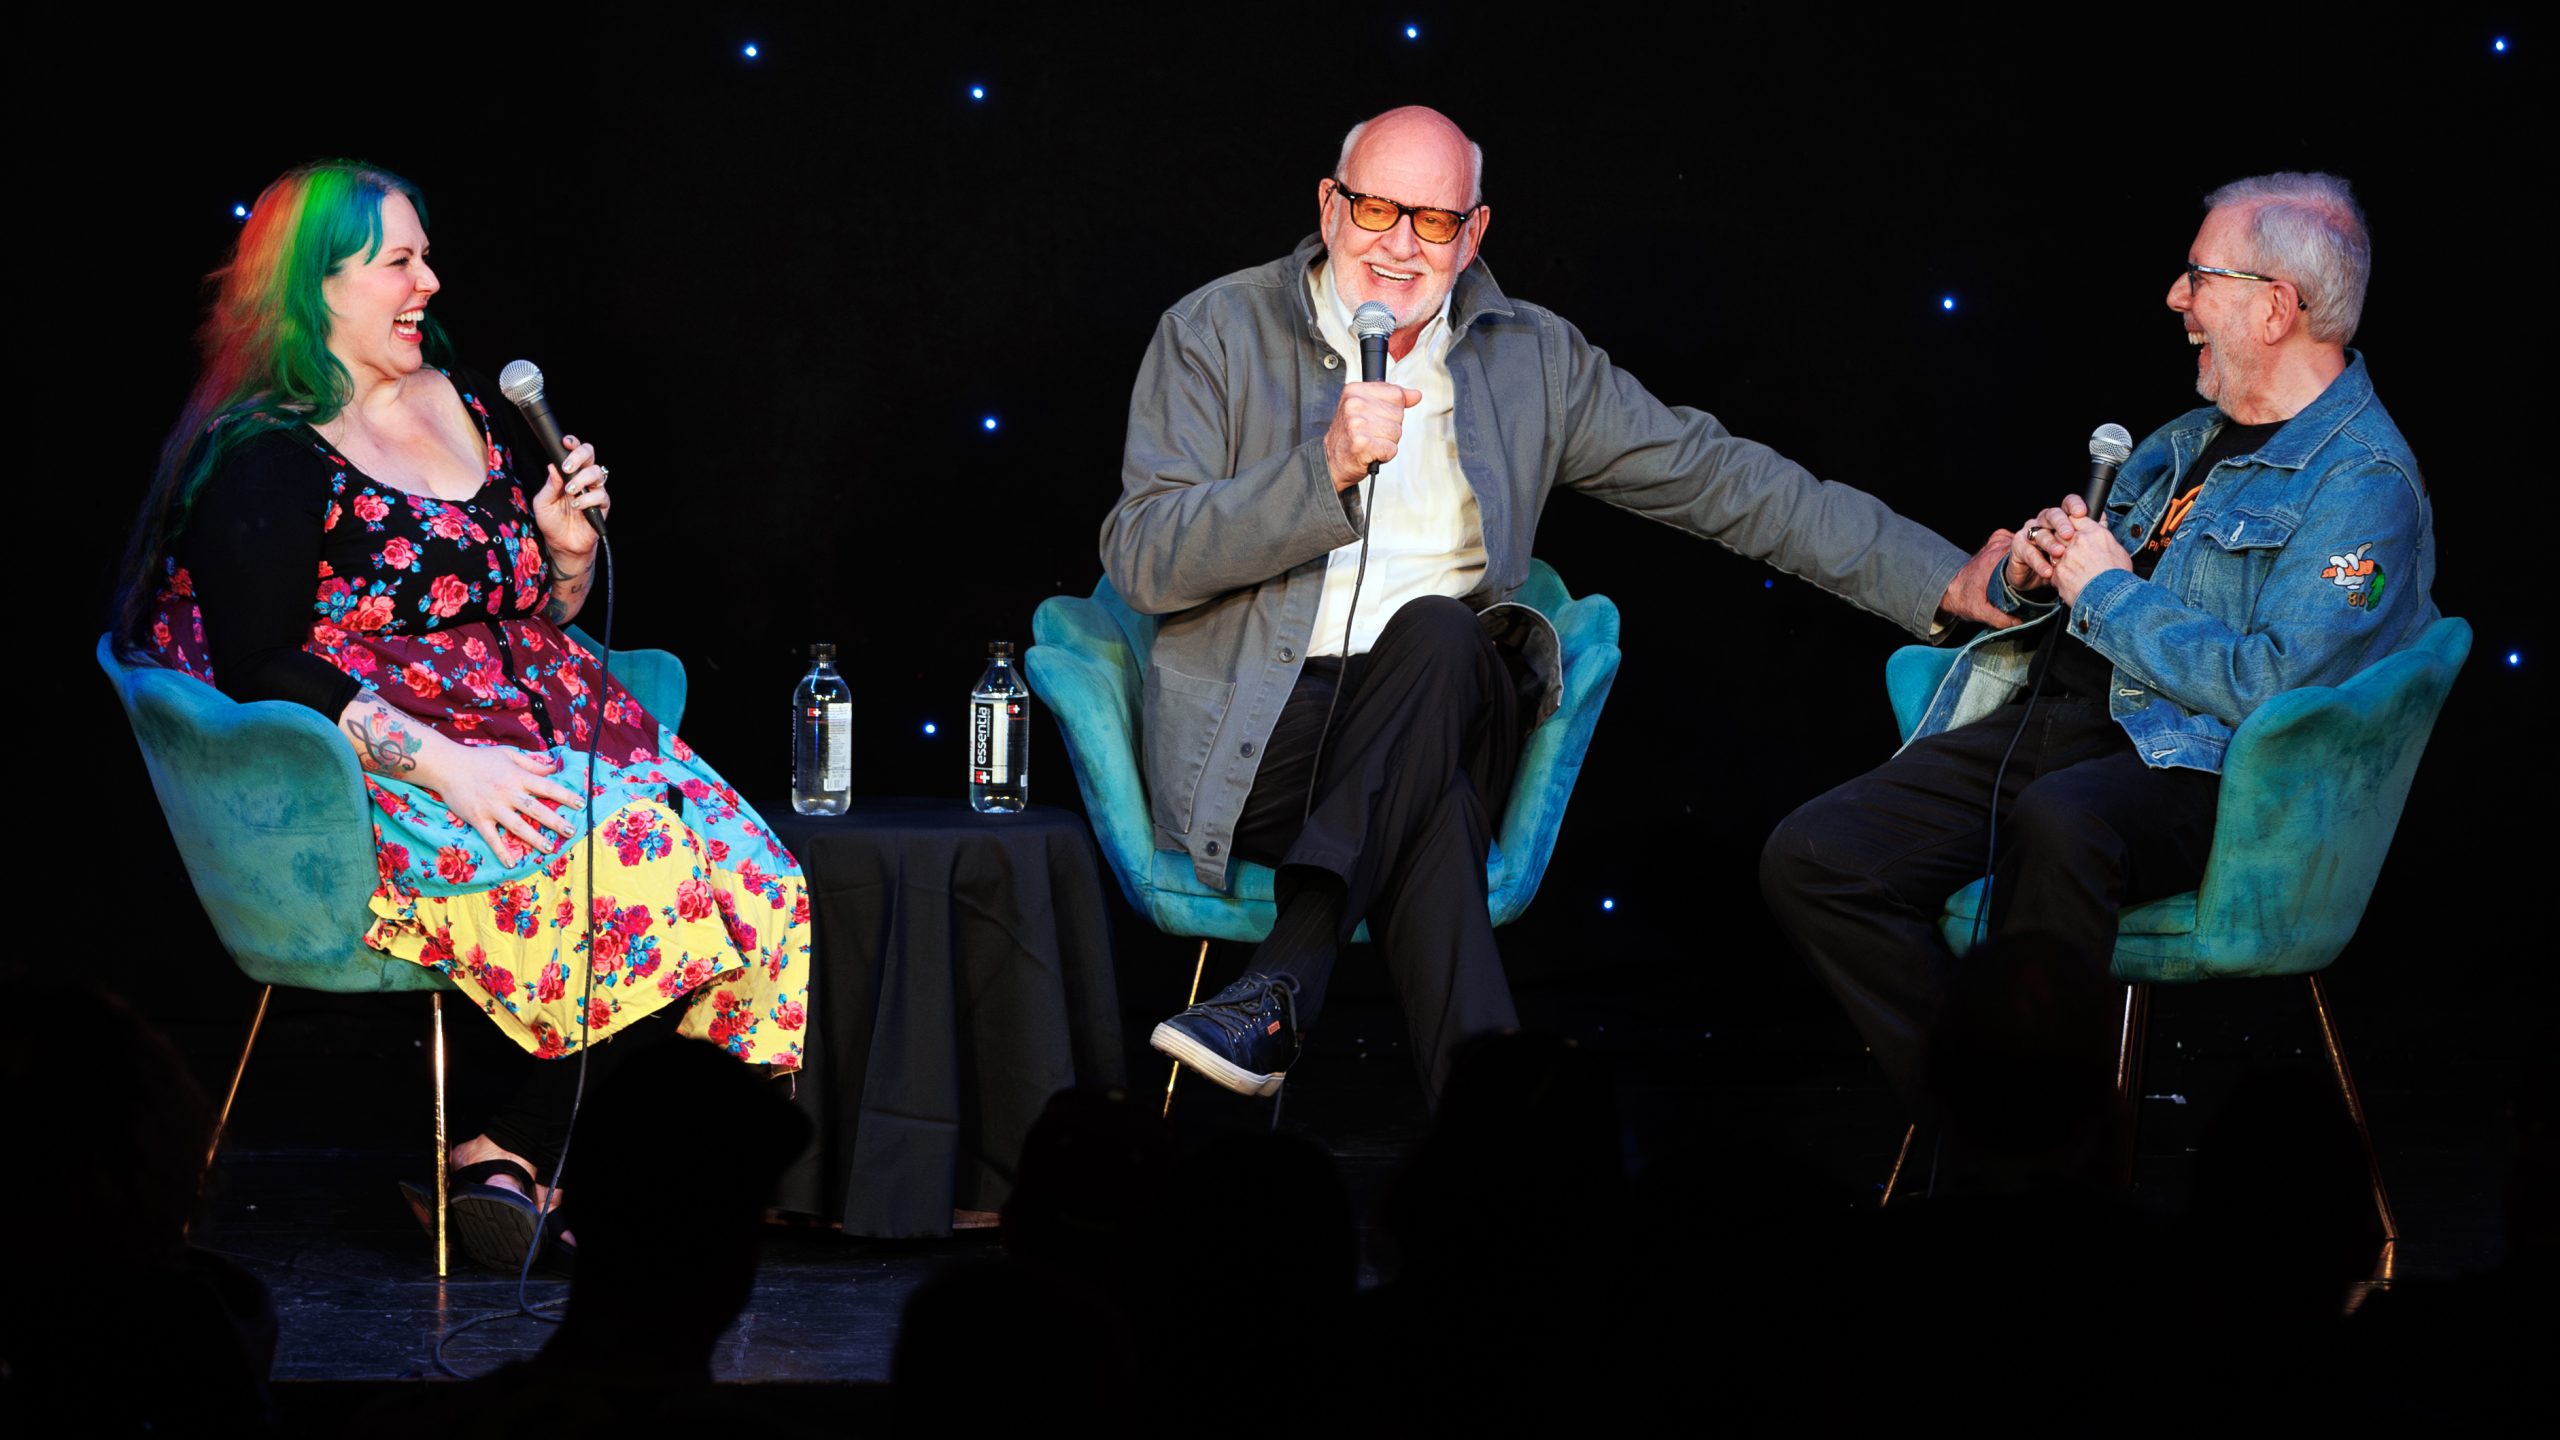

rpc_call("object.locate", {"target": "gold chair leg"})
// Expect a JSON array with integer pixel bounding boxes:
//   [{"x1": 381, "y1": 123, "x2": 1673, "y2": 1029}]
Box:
[
  {"x1": 2111, "y1": 983, "x2": 2151, "y2": 1188},
  {"x1": 1162, "y1": 939, "x2": 1211, "y2": 1119},
  {"x1": 432, "y1": 992, "x2": 449, "y2": 1280},
  {"x1": 1878, "y1": 983, "x2": 2153, "y2": 1202},
  {"x1": 205, "y1": 985, "x2": 273, "y2": 1176},
  {"x1": 1880, "y1": 1123, "x2": 1916, "y2": 1207},
  {"x1": 188, "y1": 985, "x2": 274, "y2": 1240},
  {"x1": 2308, "y1": 973, "x2": 2399, "y2": 1273}
]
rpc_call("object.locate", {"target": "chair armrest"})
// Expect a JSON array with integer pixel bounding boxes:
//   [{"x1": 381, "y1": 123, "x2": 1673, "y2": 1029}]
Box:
[
  {"x1": 100, "y1": 637, "x2": 387, "y2": 989},
  {"x1": 1489, "y1": 583, "x2": 1623, "y2": 926},
  {"x1": 2187, "y1": 617, "x2": 2469, "y2": 970},
  {"x1": 567, "y1": 626, "x2": 687, "y2": 732},
  {"x1": 1886, "y1": 645, "x2": 1962, "y2": 745},
  {"x1": 1027, "y1": 595, "x2": 1159, "y2": 914}
]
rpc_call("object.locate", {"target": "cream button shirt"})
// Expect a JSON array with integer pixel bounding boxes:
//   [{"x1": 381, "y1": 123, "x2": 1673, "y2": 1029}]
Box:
[{"x1": 1305, "y1": 262, "x2": 1487, "y2": 657}]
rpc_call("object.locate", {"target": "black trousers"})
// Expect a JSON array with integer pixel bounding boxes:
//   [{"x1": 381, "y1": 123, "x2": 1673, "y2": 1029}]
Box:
[
  {"x1": 1760, "y1": 695, "x2": 2220, "y2": 1113},
  {"x1": 1230, "y1": 596, "x2": 1535, "y2": 1103},
  {"x1": 478, "y1": 1004, "x2": 682, "y2": 1179}
]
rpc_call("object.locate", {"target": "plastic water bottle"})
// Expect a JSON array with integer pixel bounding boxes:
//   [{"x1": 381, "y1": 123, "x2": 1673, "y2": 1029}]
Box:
[
  {"x1": 969, "y1": 641, "x2": 1029, "y2": 814},
  {"x1": 792, "y1": 643, "x2": 851, "y2": 816}
]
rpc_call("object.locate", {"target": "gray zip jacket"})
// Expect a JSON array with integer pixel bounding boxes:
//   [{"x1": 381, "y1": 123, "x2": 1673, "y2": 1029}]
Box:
[{"x1": 1103, "y1": 236, "x2": 1967, "y2": 888}]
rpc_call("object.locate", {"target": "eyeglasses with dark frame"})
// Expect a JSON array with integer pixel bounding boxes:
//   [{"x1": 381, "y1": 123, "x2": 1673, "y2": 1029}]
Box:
[
  {"x1": 2185, "y1": 260, "x2": 2309, "y2": 311},
  {"x1": 1327, "y1": 178, "x2": 1480, "y2": 245}
]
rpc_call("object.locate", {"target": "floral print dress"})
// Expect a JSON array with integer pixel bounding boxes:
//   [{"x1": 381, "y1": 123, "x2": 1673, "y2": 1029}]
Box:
[{"x1": 148, "y1": 373, "x2": 808, "y2": 1066}]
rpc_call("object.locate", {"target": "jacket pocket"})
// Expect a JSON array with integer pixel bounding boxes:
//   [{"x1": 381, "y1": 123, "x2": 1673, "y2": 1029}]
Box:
[
  {"x1": 1142, "y1": 664, "x2": 1234, "y2": 836},
  {"x1": 2197, "y1": 506, "x2": 2297, "y2": 552},
  {"x1": 2190, "y1": 505, "x2": 2297, "y2": 612}
]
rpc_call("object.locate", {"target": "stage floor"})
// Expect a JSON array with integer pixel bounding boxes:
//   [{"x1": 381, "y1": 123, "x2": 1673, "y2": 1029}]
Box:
[{"x1": 187, "y1": 957, "x2": 2523, "y2": 1395}]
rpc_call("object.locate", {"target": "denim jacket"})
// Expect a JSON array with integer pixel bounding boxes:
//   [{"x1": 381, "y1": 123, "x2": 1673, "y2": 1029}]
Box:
[
  {"x1": 1909, "y1": 352, "x2": 2437, "y2": 772},
  {"x1": 1104, "y1": 236, "x2": 1969, "y2": 888}
]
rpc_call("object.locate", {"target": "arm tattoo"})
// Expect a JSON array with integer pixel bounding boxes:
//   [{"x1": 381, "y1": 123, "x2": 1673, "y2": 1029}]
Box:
[
  {"x1": 545, "y1": 562, "x2": 590, "y2": 626},
  {"x1": 344, "y1": 700, "x2": 425, "y2": 776}
]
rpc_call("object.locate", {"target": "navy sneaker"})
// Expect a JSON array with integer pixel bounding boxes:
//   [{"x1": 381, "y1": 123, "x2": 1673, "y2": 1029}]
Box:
[{"x1": 1150, "y1": 972, "x2": 1301, "y2": 1097}]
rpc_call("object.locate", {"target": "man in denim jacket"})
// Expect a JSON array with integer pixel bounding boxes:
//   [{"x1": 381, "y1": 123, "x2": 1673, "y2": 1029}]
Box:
[
  {"x1": 1763, "y1": 173, "x2": 2437, "y2": 1119},
  {"x1": 1106, "y1": 106, "x2": 2016, "y2": 1104}
]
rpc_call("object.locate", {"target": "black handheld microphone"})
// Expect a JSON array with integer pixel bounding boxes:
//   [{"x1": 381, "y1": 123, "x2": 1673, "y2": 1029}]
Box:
[
  {"x1": 2023, "y1": 422, "x2": 2138, "y2": 683},
  {"x1": 1352, "y1": 301, "x2": 1396, "y2": 480},
  {"x1": 498, "y1": 359, "x2": 604, "y2": 535},
  {"x1": 1353, "y1": 300, "x2": 1394, "y2": 383},
  {"x1": 2080, "y1": 422, "x2": 2134, "y2": 514}
]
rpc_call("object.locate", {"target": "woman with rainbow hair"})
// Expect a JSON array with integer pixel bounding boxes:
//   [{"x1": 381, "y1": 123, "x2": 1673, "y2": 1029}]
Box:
[{"x1": 117, "y1": 160, "x2": 812, "y2": 1272}]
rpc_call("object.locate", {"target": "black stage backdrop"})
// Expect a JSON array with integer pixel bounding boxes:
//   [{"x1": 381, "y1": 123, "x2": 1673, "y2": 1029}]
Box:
[{"x1": 33, "y1": 8, "x2": 2543, "y2": 1044}]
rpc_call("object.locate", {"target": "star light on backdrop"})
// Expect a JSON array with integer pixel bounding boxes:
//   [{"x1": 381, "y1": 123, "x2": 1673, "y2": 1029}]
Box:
[{"x1": 177, "y1": 27, "x2": 2522, "y2": 822}]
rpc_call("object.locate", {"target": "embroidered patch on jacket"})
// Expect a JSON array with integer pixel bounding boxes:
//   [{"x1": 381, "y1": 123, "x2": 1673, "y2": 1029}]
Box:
[{"x1": 2322, "y1": 543, "x2": 2385, "y2": 609}]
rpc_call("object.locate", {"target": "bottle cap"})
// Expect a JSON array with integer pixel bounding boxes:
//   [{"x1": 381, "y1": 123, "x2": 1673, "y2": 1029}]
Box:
[
  {"x1": 988, "y1": 641, "x2": 1015, "y2": 657},
  {"x1": 811, "y1": 643, "x2": 836, "y2": 660}
]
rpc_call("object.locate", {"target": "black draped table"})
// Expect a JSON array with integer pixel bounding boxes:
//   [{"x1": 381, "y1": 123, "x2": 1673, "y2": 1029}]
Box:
[{"x1": 763, "y1": 798, "x2": 1124, "y2": 1237}]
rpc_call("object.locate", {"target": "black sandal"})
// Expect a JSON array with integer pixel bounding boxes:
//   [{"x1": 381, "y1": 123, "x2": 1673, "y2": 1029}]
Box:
[{"x1": 410, "y1": 1157, "x2": 543, "y2": 1275}]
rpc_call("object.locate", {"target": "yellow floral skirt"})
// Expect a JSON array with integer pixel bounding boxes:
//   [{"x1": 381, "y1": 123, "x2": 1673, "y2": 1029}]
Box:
[{"x1": 363, "y1": 769, "x2": 810, "y2": 1067}]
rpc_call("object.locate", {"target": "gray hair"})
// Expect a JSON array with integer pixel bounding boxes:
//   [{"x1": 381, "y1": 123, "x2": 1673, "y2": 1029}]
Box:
[
  {"x1": 1336, "y1": 118, "x2": 1486, "y2": 209},
  {"x1": 2205, "y1": 172, "x2": 2371, "y2": 345}
]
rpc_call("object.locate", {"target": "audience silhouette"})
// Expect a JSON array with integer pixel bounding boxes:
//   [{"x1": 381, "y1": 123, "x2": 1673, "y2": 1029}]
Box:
[
  {"x1": 31, "y1": 968, "x2": 2539, "y2": 1430},
  {"x1": 1, "y1": 971, "x2": 278, "y2": 1435}
]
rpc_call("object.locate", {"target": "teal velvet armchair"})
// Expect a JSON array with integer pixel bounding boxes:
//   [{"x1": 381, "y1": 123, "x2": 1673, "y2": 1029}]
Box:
[
  {"x1": 1025, "y1": 560, "x2": 1621, "y2": 1107},
  {"x1": 98, "y1": 629, "x2": 687, "y2": 1273},
  {"x1": 1875, "y1": 615, "x2": 2471, "y2": 1253}
]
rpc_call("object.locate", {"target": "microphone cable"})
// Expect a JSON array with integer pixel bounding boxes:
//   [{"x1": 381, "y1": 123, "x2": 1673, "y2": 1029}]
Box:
[
  {"x1": 433, "y1": 495, "x2": 620, "y2": 1376},
  {"x1": 1297, "y1": 306, "x2": 1493, "y2": 1123},
  {"x1": 1301, "y1": 488, "x2": 1372, "y2": 825},
  {"x1": 1281, "y1": 311, "x2": 1394, "y2": 1122},
  {"x1": 1266, "y1": 472, "x2": 1371, "y2": 1134},
  {"x1": 1929, "y1": 425, "x2": 2132, "y2": 1194},
  {"x1": 1963, "y1": 425, "x2": 2131, "y2": 954},
  {"x1": 1300, "y1": 304, "x2": 1399, "y2": 828},
  {"x1": 1967, "y1": 637, "x2": 2053, "y2": 956}
]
